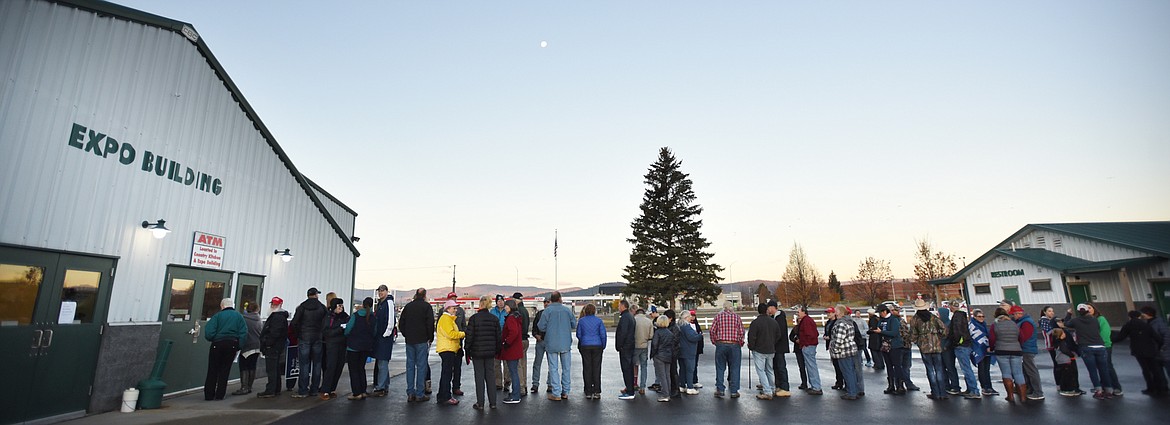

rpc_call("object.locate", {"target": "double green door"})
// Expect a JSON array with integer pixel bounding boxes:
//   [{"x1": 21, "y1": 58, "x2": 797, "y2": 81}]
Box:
[
  {"x1": 0, "y1": 246, "x2": 113, "y2": 424},
  {"x1": 157, "y1": 266, "x2": 234, "y2": 393}
]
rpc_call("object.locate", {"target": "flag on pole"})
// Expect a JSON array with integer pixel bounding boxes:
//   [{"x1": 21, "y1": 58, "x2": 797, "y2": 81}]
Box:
[{"x1": 554, "y1": 232, "x2": 558, "y2": 258}]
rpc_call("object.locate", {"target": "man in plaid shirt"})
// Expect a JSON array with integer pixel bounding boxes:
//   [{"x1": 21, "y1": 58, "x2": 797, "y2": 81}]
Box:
[
  {"x1": 709, "y1": 302, "x2": 745, "y2": 398},
  {"x1": 830, "y1": 304, "x2": 861, "y2": 400}
]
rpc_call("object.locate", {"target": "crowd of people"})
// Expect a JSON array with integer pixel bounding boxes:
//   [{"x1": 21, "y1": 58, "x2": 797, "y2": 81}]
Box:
[{"x1": 198, "y1": 288, "x2": 1170, "y2": 409}]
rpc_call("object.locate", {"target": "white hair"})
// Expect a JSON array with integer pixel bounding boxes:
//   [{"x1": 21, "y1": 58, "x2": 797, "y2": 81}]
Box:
[
  {"x1": 220, "y1": 298, "x2": 234, "y2": 309},
  {"x1": 722, "y1": 301, "x2": 733, "y2": 311}
]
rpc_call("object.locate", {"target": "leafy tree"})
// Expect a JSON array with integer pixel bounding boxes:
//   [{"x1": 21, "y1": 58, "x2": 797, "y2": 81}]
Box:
[
  {"x1": 913, "y1": 238, "x2": 957, "y2": 300},
  {"x1": 854, "y1": 256, "x2": 894, "y2": 306},
  {"x1": 827, "y1": 271, "x2": 843, "y2": 301},
  {"x1": 622, "y1": 147, "x2": 723, "y2": 309},
  {"x1": 778, "y1": 243, "x2": 823, "y2": 308}
]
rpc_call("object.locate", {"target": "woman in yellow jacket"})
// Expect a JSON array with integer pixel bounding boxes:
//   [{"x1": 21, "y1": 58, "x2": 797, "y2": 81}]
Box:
[{"x1": 436, "y1": 299, "x2": 466, "y2": 405}]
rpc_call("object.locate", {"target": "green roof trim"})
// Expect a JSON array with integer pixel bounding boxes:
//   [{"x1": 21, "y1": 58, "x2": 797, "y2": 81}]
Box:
[
  {"x1": 1032, "y1": 222, "x2": 1170, "y2": 257},
  {"x1": 995, "y1": 248, "x2": 1093, "y2": 271},
  {"x1": 1065, "y1": 256, "x2": 1166, "y2": 274}
]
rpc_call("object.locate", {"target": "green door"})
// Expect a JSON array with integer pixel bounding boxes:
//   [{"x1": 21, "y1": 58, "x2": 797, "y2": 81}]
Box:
[
  {"x1": 1069, "y1": 284, "x2": 1092, "y2": 307},
  {"x1": 1003, "y1": 287, "x2": 1021, "y2": 306},
  {"x1": 235, "y1": 274, "x2": 264, "y2": 316},
  {"x1": 0, "y1": 246, "x2": 113, "y2": 424},
  {"x1": 1152, "y1": 281, "x2": 1170, "y2": 322},
  {"x1": 158, "y1": 266, "x2": 233, "y2": 393}
]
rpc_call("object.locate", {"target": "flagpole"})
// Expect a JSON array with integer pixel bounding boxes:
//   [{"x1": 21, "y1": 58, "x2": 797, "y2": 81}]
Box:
[
  {"x1": 554, "y1": 229, "x2": 559, "y2": 291},
  {"x1": 451, "y1": 265, "x2": 456, "y2": 294}
]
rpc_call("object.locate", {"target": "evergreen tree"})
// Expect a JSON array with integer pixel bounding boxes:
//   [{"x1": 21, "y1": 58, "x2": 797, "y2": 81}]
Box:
[
  {"x1": 622, "y1": 147, "x2": 723, "y2": 309},
  {"x1": 827, "y1": 271, "x2": 844, "y2": 300}
]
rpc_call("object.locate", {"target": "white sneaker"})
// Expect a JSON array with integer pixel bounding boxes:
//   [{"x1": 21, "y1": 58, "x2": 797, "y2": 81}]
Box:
[
  {"x1": 694, "y1": 383, "x2": 703, "y2": 389},
  {"x1": 686, "y1": 388, "x2": 698, "y2": 395}
]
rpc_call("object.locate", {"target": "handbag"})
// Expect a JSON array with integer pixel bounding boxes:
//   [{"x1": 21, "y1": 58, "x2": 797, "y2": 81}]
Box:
[{"x1": 880, "y1": 339, "x2": 891, "y2": 353}]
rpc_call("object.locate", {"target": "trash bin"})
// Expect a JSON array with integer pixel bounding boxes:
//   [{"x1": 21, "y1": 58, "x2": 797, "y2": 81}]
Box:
[
  {"x1": 121, "y1": 388, "x2": 139, "y2": 412},
  {"x1": 137, "y1": 339, "x2": 174, "y2": 409}
]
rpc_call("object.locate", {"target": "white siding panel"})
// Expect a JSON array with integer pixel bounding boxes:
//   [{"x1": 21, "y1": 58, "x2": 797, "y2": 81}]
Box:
[
  {"x1": 0, "y1": 1, "x2": 356, "y2": 322},
  {"x1": 311, "y1": 185, "x2": 356, "y2": 238},
  {"x1": 964, "y1": 255, "x2": 1067, "y2": 305},
  {"x1": 1010, "y1": 230, "x2": 1155, "y2": 261}
]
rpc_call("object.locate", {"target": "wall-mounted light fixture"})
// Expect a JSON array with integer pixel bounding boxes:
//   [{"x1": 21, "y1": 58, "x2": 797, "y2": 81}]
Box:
[
  {"x1": 351, "y1": 236, "x2": 360, "y2": 242},
  {"x1": 274, "y1": 248, "x2": 293, "y2": 263},
  {"x1": 141, "y1": 219, "x2": 171, "y2": 239}
]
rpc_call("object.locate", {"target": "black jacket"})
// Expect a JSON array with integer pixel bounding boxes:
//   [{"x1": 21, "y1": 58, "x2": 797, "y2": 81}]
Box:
[
  {"x1": 290, "y1": 298, "x2": 326, "y2": 342},
  {"x1": 774, "y1": 310, "x2": 790, "y2": 354},
  {"x1": 531, "y1": 309, "x2": 546, "y2": 339},
  {"x1": 321, "y1": 310, "x2": 349, "y2": 346},
  {"x1": 259, "y1": 310, "x2": 289, "y2": 354},
  {"x1": 1116, "y1": 317, "x2": 1158, "y2": 358},
  {"x1": 399, "y1": 298, "x2": 436, "y2": 344},
  {"x1": 749, "y1": 313, "x2": 782, "y2": 354},
  {"x1": 949, "y1": 310, "x2": 973, "y2": 348},
  {"x1": 465, "y1": 309, "x2": 502, "y2": 359},
  {"x1": 615, "y1": 310, "x2": 636, "y2": 352}
]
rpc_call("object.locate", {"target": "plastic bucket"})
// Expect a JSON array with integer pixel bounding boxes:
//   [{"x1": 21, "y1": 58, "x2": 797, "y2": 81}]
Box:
[{"x1": 122, "y1": 388, "x2": 140, "y2": 412}]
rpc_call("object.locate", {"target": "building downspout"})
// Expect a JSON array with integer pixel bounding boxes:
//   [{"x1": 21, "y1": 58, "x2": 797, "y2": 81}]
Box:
[{"x1": 1119, "y1": 267, "x2": 1135, "y2": 312}]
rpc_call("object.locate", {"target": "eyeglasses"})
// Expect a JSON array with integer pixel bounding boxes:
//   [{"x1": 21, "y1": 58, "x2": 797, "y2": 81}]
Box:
[{"x1": 975, "y1": 315, "x2": 985, "y2": 318}]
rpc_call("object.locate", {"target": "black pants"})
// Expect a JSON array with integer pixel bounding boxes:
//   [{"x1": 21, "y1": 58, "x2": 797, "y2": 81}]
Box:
[
  {"x1": 321, "y1": 340, "x2": 346, "y2": 393},
  {"x1": 1137, "y1": 356, "x2": 1168, "y2": 392},
  {"x1": 472, "y1": 358, "x2": 497, "y2": 406},
  {"x1": 796, "y1": 347, "x2": 808, "y2": 387},
  {"x1": 619, "y1": 349, "x2": 636, "y2": 394},
  {"x1": 452, "y1": 348, "x2": 463, "y2": 390},
  {"x1": 238, "y1": 352, "x2": 259, "y2": 371},
  {"x1": 580, "y1": 346, "x2": 603, "y2": 395},
  {"x1": 670, "y1": 356, "x2": 681, "y2": 396},
  {"x1": 772, "y1": 351, "x2": 790, "y2": 391},
  {"x1": 263, "y1": 345, "x2": 285, "y2": 394},
  {"x1": 882, "y1": 348, "x2": 905, "y2": 390},
  {"x1": 205, "y1": 339, "x2": 239, "y2": 400},
  {"x1": 438, "y1": 351, "x2": 458, "y2": 402},
  {"x1": 869, "y1": 341, "x2": 885, "y2": 369},
  {"x1": 347, "y1": 350, "x2": 371, "y2": 396},
  {"x1": 831, "y1": 358, "x2": 843, "y2": 387},
  {"x1": 1054, "y1": 360, "x2": 1079, "y2": 392}
]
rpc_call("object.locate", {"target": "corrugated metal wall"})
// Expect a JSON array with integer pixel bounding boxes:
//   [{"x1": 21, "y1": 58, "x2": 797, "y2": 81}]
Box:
[
  {"x1": 0, "y1": 0, "x2": 355, "y2": 321},
  {"x1": 1011, "y1": 230, "x2": 1154, "y2": 263},
  {"x1": 311, "y1": 185, "x2": 356, "y2": 238},
  {"x1": 964, "y1": 255, "x2": 1067, "y2": 306}
]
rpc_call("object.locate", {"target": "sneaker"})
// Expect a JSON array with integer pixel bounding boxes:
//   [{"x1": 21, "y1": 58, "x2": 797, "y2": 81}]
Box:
[
  {"x1": 1059, "y1": 390, "x2": 1080, "y2": 397},
  {"x1": 407, "y1": 395, "x2": 418, "y2": 402},
  {"x1": 453, "y1": 389, "x2": 464, "y2": 396},
  {"x1": 658, "y1": 396, "x2": 670, "y2": 402},
  {"x1": 490, "y1": 404, "x2": 497, "y2": 409},
  {"x1": 807, "y1": 389, "x2": 823, "y2": 395},
  {"x1": 756, "y1": 393, "x2": 773, "y2": 400},
  {"x1": 774, "y1": 390, "x2": 792, "y2": 397},
  {"x1": 906, "y1": 386, "x2": 921, "y2": 391},
  {"x1": 841, "y1": 394, "x2": 859, "y2": 400},
  {"x1": 548, "y1": 394, "x2": 562, "y2": 401},
  {"x1": 347, "y1": 393, "x2": 367, "y2": 400},
  {"x1": 946, "y1": 389, "x2": 962, "y2": 395},
  {"x1": 730, "y1": 392, "x2": 741, "y2": 398},
  {"x1": 1093, "y1": 391, "x2": 1107, "y2": 400},
  {"x1": 257, "y1": 392, "x2": 276, "y2": 398},
  {"x1": 694, "y1": 383, "x2": 703, "y2": 389},
  {"x1": 291, "y1": 393, "x2": 308, "y2": 399},
  {"x1": 319, "y1": 393, "x2": 332, "y2": 401},
  {"x1": 618, "y1": 393, "x2": 635, "y2": 400},
  {"x1": 531, "y1": 385, "x2": 539, "y2": 394},
  {"x1": 962, "y1": 392, "x2": 982, "y2": 399},
  {"x1": 686, "y1": 388, "x2": 699, "y2": 395},
  {"x1": 756, "y1": 384, "x2": 764, "y2": 390},
  {"x1": 1113, "y1": 389, "x2": 1123, "y2": 396},
  {"x1": 418, "y1": 395, "x2": 431, "y2": 402},
  {"x1": 561, "y1": 393, "x2": 569, "y2": 400},
  {"x1": 445, "y1": 398, "x2": 460, "y2": 405},
  {"x1": 714, "y1": 391, "x2": 725, "y2": 398},
  {"x1": 639, "y1": 388, "x2": 645, "y2": 395},
  {"x1": 372, "y1": 389, "x2": 388, "y2": 397},
  {"x1": 503, "y1": 398, "x2": 519, "y2": 404},
  {"x1": 473, "y1": 403, "x2": 484, "y2": 410},
  {"x1": 1026, "y1": 394, "x2": 1045, "y2": 400}
]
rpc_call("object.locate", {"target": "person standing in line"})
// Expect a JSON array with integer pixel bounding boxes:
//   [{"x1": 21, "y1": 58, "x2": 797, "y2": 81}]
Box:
[
  {"x1": 511, "y1": 293, "x2": 530, "y2": 396},
  {"x1": 465, "y1": 296, "x2": 502, "y2": 410},
  {"x1": 445, "y1": 292, "x2": 468, "y2": 397},
  {"x1": 1049, "y1": 328, "x2": 1081, "y2": 396},
  {"x1": 847, "y1": 307, "x2": 867, "y2": 397},
  {"x1": 949, "y1": 308, "x2": 982, "y2": 399},
  {"x1": 651, "y1": 315, "x2": 677, "y2": 402},
  {"x1": 1060, "y1": 303, "x2": 1116, "y2": 399},
  {"x1": 1012, "y1": 305, "x2": 1045, "y2": 401},
  {"x1": 796, "y1": 306, "x2": 823, "y2": 395},
  {"x1": 436, "y1": 299, "x2": 466, "y2": 406},
  {"x1": 1039, "y1": 306, "x2": 1058, "y2": 364},
  {"x1": 576, "y1": 303, "x2": 607, "y2": 399},
  {"x1": 633, "y1": 306, "x2": 654, "y2": 395},
  {"x1": 1093, "y1": 305, "x2": 1123, "y2": 396},
  {"x1": 489, "y1": 294, "x2": 511, "y2": 392},
  {"x1": 318, "y1": 298, "x2": 349, "y2": 400},
  {"x1": 792, "y1": 313, "x2": 808, "y2": 390},
  {"x1": 232, "y1": 302, "x2": 263, "y2": 396},
  {"x1": 537, "y1": 291, "x2": 577, "y2": 401},
  {"x1": 709, "y1": 302, "x2": 745, "y2": 398},
  {"x1": 871, "y1": 304, "x2": 906, "y2": 395},
  {"x1": 615, "y1": 300, "x2": 638, "y2": 400},
  {"x1": 664, "y1": 309, "x2": 682, "y2": 398},
  {"x1": 748, "y1": 302, "x2": 782, "y2": 400},
  {"x1": 867, "y1": 307, "x2": 885, "y2": 370},
  {"x1": 970, "y1": 309, "x2": 999, "y2": 396},
  {"x1": 499, "y1": 299, "x2": 524, "y2": 404},
  {"x1": 677, "y1": 310, "x2": 702, "y2": 395},
  {"x1": 893, "y1": 307, "x2": 921, "y2": 392},
  {"x1": 990, "y1": 307, "x2": 1026, "y2": 403},
  {"x1": 343, "y1": 297, "x2": 376, "y2": 400},
  {"x1": 769, "y1": 301, "x2": 792, "y2": 397},
  {"x1": 371, "y1": 285, "x2": 396, "y2": 397},
  {"x1": 691, "y1": 310, "x2": 704, "y2": 390},
  {"x1": 400, "y1": 288, "x2": 436, "y2": 402},
  {"x1": 910, "y1": 309, "x2": 949, "y2": 400},
  {"x1": 1114, "y1": 309, "x2": 1164, "y2": 395},
  {"x1": 289, "y1": 288, "x2": 327, "y2": 398},
  {"x1": 1140, "y1": 306, "x2": 1170, "y2": 396},
  {"x1": 938, "y1": 302, "x2": 960, "y2": 395},
  {"x1": 257, "y1": 297, "x2": 289, "y2": 398},
  {"x1": 530, "y1": 299, "x2": 551, "y2": 395},
  {"x1": 823, "y1": 308, "x2": 844, "y2": 391},
  {"x1": 203, "y1": 298, "x2": 246, "y2": 401},
  {"x1": 830, "y1": 304, "x2": 861, "y2": 400}
]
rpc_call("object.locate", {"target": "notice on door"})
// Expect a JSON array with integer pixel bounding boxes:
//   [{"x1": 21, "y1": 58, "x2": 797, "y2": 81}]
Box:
[{"x1": 191, "y1": 231, "x2": 226, "y2": 269}]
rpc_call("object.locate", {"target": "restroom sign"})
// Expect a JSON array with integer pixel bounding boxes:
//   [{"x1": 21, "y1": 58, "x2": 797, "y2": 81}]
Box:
[{"x1": 191, "y1": 231, "x2": 226, "y2": 269}]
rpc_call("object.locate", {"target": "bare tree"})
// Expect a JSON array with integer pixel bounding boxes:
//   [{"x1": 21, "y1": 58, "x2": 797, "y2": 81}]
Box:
[
  {"x1": 854, "y1": 256, "x2": 894, "y2": 306},
  {"x1": 779, "y1": 243, "x2": 824, "y2": 308},
  {"x1": 913, "y1": 238, "x2": 957, "y2": 300}
]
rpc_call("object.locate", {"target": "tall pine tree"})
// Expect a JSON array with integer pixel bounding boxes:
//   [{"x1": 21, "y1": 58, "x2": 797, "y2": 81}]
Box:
[{"x1": 623, "y1": 147, "x2": 723, "y2": 309}]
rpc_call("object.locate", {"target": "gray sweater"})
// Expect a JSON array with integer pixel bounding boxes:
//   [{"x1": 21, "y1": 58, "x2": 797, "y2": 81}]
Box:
[{"x1": 991, "y1": 316, "x2": 1022, "y2": 354}]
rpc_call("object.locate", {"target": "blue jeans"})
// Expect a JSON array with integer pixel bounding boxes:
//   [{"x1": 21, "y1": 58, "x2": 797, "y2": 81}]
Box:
[
  {"x1": 901, "y1": 348, "x2": 917, "y2": 388},
  {"x1": 374, "y1": 359, "x2": 390, "y2": 391},
  {"x1": 714, "y1": 343, "x2": 741, "y2": 393},
  {"x1": 752, "y1": 351, "x2": 775, "y2": 394},
  {"x1": 296, "y1": 340, "x2": 323, "y2": 395},
  {"x1": 997, "y1": 354, "x2": 1025, "y2": 383},
  {"x1": 634, "y1": 348, "x2": 649, "y2": 389},
  {"x1": 532, "y1": 340, "x2": 547, "y2": 387},
  {"x1": 405, "y1": 343, "x2": 429, "y2": 397},
  {"x1": 546, "y1": 350, "x2": 572, "y2": 396},
  {"x1": 953, "y1": 345, "x2": 980, "y2": 393},
  {"x1": 507, "y1": 359, "x2": 521, "y2": 400},
  {"x1": 801, "y1": 346, "x2": 821, "y2": 391},
  {"x1": 838, "y1": 355, "x2": 859, "y2": 397},
  {"x1": 942, "y1": 347, "x2": 960, "y2": 392},
  {"x1": 680, "y1": 357, "x2": 696, "y2": 390},
  {"x1": 852, "y1": 350, "x2": 865, "y2": 393},
  {"x1": 921, "y1": 352, "x2": 945, "y2": 397},
  {"x1": 1081, "y1": 346, "x2": 1114, "y2": 391}
]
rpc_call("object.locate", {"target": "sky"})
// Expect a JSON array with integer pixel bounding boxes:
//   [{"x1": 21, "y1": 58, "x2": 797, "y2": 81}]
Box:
[{"x1": 115, "y1": 0, "x2": 1170, "y2": 291}]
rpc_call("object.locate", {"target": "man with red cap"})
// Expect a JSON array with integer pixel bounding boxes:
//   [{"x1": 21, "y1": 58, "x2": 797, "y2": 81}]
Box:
[
  {"x1": 257, "y1": 297, "x2": 289, "y2": 398},
  {"x1": 1012, "y1": 305, "x2": 1044, "y2": 400}
]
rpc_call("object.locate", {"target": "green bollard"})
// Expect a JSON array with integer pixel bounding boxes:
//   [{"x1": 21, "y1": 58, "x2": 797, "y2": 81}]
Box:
[{"x1": 136, "y1": 339, "x2": 174, "y2": 409}]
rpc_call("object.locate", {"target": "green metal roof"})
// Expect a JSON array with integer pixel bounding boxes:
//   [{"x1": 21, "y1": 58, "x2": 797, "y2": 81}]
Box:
[
  {"x1": 1065, "y1": 256, "x2": 1165, "y2": 274},
  {"x1": 996, "y1": 248, "x2": 1094, "y2": 271},
  {"x1": 1032, "y1": 222, "x2": 1170, "y2": 257}
]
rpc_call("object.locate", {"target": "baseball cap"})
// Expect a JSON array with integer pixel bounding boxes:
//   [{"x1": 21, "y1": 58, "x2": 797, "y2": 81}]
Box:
[
  {"x1": 825, "y1": 307, "x2": 836, "y2": 313},
  {"x1": 766, "y1": 300, "x2": 778, "y2": 309},
  {"x1": 376, "y1": 284, "x2": 389, "y2": 292},
  {"x1": 495, "y1": 294, "x2": 505, "y2": 301},
  {"x1": 1009, "y1": 305, "x2": 1024, "y2": 315},
  {"x1": 270, "y1": 296, "x2": 283, "y2": 305},
  {"x1": 447, "y1": 291, "x2": 458, "y2": 299},
  {"x1": 1076, "y1": 303, "x2": 1089, "y2": 312},
  {"x1": 307, "y1": 287, "x2": 320, "y2": 296},
  {"x1": 512, "y1": 292, "x2": 524, "y2": 299}
]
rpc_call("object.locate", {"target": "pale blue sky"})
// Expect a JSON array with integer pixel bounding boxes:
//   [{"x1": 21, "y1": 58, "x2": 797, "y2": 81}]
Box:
[{"x1": 116, "y1": 0, "x2": 1170, "y2": 291}]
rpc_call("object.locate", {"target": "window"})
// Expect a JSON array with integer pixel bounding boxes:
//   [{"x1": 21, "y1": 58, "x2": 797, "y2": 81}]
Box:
[
  {"x1": 61, "y1": 269, "x2": 101, "y2": 324},
  {"x1": 0, "y1": 263, "x2": 44, "y2": 325},
  {"x1": 1030, "y1": 279, "x2": 1052, "y2": 291},
  {"x1": 973, "y1": 284, "x2": 991, "y2": 294}
]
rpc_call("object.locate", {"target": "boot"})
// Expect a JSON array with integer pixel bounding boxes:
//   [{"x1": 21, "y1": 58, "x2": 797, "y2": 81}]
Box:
[
  {"x1": 232, "y1": 370, "x2": 253, "y2": 395},
  {"x1": 1003, "y1": 379, "x2": 1015, "y2": 402},
  {"x1": 1017, "y1": 383, "x2": 1028, "y2": 403},
  {"x1": 425, "y1": 380, "x2": 432, "y2": 395},
  {"x1": 884, "y1": 377, "x2": 896, "y2": 394}
]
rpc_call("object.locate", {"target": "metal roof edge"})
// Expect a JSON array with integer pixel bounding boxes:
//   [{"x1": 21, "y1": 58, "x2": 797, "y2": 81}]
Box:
[
  {"x1": 1031, "y1": 222, "x2": 1170, "y2": 257},
  {"x1": 50, "y1": 0, "x2": 360, "y2": 258},
  {"x1": 305, "y1": 178, "x2": 359, "y2": 217}
]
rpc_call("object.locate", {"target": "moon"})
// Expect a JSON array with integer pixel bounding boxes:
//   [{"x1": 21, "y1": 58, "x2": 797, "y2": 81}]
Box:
[{"x1": 540, "y1": 41, "x2": 548, "y2": 48}]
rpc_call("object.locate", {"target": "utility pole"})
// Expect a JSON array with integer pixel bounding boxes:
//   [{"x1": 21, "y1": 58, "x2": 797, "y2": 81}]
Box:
[{"x1": 451, "y1": 265, "x2": 456, "y2": 294}]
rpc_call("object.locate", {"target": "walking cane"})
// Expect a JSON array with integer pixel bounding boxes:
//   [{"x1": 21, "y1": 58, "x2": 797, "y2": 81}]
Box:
[{"x1": 747, "y1": 348, "x2": 752, "y2": 391}]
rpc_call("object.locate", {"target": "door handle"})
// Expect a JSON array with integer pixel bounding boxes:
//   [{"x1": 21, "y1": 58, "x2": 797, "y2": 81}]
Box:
[
  {"x1": 42, "y1": 329, "x2": 53, "y2": 349},
  {"x1": 31, "y1": 330, "x2": 42, "y2": 348}
]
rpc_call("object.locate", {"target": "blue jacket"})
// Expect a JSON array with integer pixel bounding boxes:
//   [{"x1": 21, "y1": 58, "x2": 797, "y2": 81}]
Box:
[
  {"x1": 346, "y1": 309, "x2": 376, "y2": 352},
  {"x1": 576, "y1": 315, "x2": 607, "y2": 349},
  {"x1": 678, "y1": 322, "x2": 702, "y2": 360},
  {"x1": 537, "y1": 303, "x2": 577, "y2": 352},
  {"x1": 1015, "y1": 314, "x2": 1039, "y2": 354},
  {"x1": 490, "y1": 306, "x2": 507, "y2": 328},
  {"x1": 879, "y1": 315, "x2": 904, "y2": 349}
]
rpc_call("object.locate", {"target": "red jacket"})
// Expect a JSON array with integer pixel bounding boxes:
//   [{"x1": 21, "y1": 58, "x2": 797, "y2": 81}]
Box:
[
  {"x1": 497, "y1": 314, "x2": 523, "y2": 361},
  {"x1": 798, "y1": 315, "x2": 819, "y2": 347}
]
